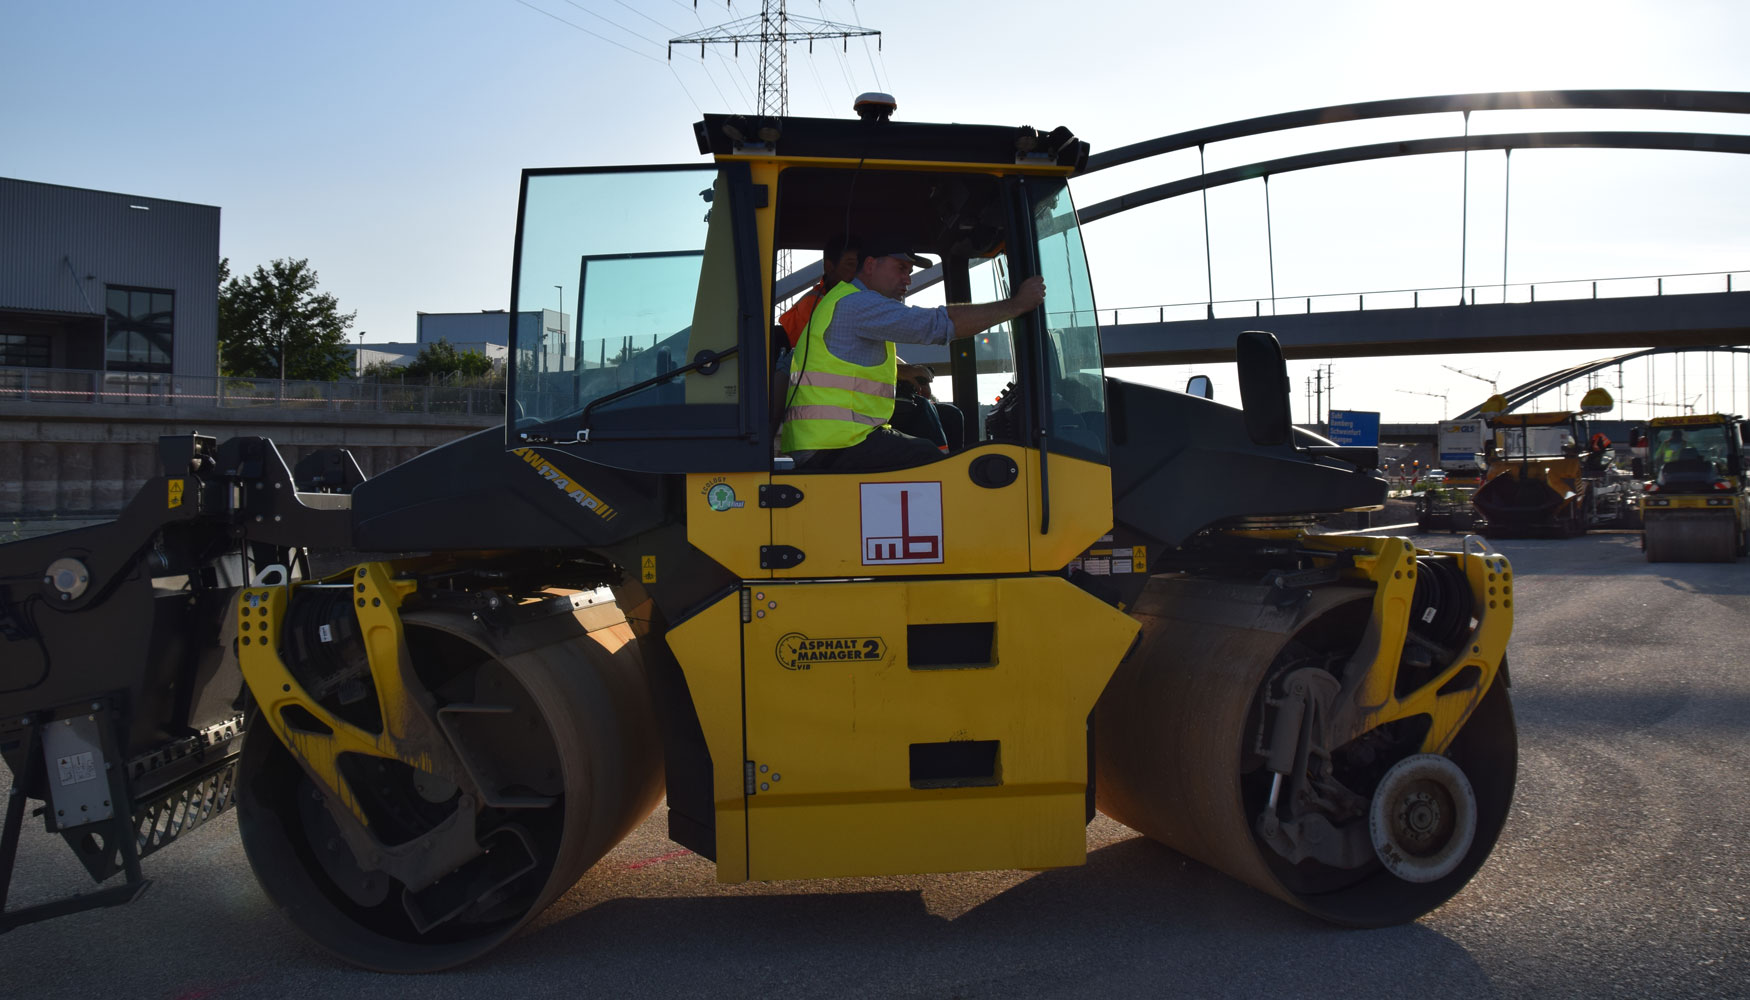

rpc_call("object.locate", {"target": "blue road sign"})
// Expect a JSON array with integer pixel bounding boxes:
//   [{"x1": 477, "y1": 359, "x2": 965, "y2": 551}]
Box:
[{"x1": 1327, "y1": 409, "x2": 1380, "y2": 447}]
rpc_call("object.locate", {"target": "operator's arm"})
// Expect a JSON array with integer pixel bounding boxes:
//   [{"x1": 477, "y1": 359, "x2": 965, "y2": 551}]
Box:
[
  {"x1": 824, "y1": 275, "x2": 1049, "y2": 360},
  {"x1": 946, "y1": 276, "x2": 1046, "y2": 338}
]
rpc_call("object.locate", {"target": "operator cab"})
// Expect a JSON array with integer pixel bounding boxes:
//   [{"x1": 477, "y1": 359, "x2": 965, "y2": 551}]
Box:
[{"x1": 502, "y1": 106, "x2": 1100, "y2": 480}]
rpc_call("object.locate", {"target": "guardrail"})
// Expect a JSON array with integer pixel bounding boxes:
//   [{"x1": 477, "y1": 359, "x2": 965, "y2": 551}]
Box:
[
  {"x1": 1102, "y1": 269, "x2": 1750, "y2": 327},
  {"x1": 0, "y1": 367, "x2": 505, "y2": 416}
]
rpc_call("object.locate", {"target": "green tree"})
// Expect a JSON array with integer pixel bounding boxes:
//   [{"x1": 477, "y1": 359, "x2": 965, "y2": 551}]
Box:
[
  {"x1": 358, "y1": 358, "x2": 405, "y2": 379},
  {"x1": 404, "y1": 339, "x2": 497, "y2": 379},
  {"x1": 218, "y1": 257, "x2": 356, "y2": 381}
]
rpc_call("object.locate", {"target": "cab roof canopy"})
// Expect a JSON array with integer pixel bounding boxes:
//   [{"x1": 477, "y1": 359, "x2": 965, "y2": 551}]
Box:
[
  {"x1": 1649, "y1": 413, "x2": 1742, "y2": 427},
  {"x1": 775, "y1": 167, "x2": 1009, "y2": 262},
  {"x1": 693, "y1": 113, "x2": 1087, "y2": 171}
]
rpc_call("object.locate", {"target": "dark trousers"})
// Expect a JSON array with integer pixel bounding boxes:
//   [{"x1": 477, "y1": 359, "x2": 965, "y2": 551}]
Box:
[
  {"x1": 803, "y1": 426, "x2": 944, "y2": 473},
  {"x1": 891, "y1": 397, "x2": 965, "y2": 451}
]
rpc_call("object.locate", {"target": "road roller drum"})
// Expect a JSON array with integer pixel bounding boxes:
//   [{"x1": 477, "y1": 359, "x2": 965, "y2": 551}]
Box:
[
  {"x1": 1096, "y1": 543, "x2": 1516, "y2": 927},
  {"x1": 1643, "y1": 511, "x2": 1740, "y2": 562},
  {"x1": 235, "y1": 582, "x2": 663, "y2": 972}
]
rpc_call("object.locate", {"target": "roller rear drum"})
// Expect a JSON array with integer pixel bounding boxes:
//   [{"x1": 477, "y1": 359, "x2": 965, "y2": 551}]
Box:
[
  {"x1": 237, "y1": 607, "x2": 663, "y2": 971},
  {"x1": 1096, "y1": 576, "x2": 1517, "y2": 926}
]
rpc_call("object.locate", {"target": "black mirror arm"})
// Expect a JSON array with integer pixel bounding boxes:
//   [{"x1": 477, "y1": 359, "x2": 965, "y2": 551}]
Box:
[{"x1": 579, "y1": 345, "x2": 740, "y2": 426}]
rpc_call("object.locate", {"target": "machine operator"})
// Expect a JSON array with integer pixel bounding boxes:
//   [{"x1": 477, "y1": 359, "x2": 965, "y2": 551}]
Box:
[{"x1": 779, "y1": 238, "x2": 1044, "y2": 472}]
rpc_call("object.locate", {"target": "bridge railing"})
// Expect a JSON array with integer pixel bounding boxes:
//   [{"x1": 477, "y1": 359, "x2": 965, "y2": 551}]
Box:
[
  {"x1": 1105, "y1": 269, "x2": 1749, "y2": 327},
  {"x1": 0, "y1": 367, "x2": 504, "y2": 417}
]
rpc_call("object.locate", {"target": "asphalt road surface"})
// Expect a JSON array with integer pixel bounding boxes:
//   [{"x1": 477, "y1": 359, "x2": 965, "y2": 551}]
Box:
[{"x1": 2, "y1": 531, "x2": 1746, "y2": 999}]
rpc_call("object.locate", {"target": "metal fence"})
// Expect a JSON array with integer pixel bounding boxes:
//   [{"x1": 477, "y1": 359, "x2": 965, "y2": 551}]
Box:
[
  {"x1": 0, "y1": 367, "x2": 505, "y2": 416},
  {"x1": 1105, "y1": 269, "x2": 1750, "y2": 327}
]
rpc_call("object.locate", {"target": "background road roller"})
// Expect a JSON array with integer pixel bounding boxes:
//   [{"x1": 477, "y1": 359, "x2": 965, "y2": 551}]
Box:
[
  {"x1": 0, "y1": 103, "x2": 1519, "y2": 970},
  {"x1": 1472, "y1": 390, "x2": 1637, "y2": 537},
  {"x1": 1638, "y1": 414, "x2": 1749, "y2": 561}
]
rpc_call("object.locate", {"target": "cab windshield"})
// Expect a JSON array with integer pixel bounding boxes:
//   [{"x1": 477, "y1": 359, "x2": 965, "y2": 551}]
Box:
[
  {"x1": 1649, "y1": 423, "x2": 1730, "y2": 477},
  {"x1": 1495, "y1": 424, "x2": 1574, "y2": 459}
]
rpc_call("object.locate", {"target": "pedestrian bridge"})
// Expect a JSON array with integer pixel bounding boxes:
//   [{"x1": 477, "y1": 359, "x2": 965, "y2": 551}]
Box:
[{"x1": 1096, "y1": 278, "x2": 1746, "y2": 367}]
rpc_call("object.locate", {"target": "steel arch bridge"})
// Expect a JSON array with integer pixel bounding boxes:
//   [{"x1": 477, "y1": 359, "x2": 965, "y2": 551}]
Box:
[
  {"x1": 864, "y1": 88, "x2": 1750, "y2": 369},
  {"x1": 1455, "y1": 345, "x2": 1750, "y2": 417}
]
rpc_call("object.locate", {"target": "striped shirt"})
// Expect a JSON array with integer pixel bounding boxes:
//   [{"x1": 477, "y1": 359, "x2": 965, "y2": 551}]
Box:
[{"x1": 811, "y1": 279, "x2": 954, "y2": 366}]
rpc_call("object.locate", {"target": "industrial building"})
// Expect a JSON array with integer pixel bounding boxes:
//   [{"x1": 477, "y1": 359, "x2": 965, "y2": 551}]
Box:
[
  {"x1": 0, "y1": 177, "x2": 220, "y2": 386},
  {"x1": 351, "y1": 309, "x2": 565, "y2": 372}
]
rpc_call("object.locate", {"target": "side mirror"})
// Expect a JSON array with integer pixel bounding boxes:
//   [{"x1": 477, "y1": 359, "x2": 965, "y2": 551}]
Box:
[
  {"x1": 1235, "y1": 331, "x2": 1292, "y2": 447},
  {"x1": 1185, "y1": 374, "x2": 1213, "y2": 399},
  {"x1": 1631, "y1": 457, "x2": 1644, "y2": 478}
]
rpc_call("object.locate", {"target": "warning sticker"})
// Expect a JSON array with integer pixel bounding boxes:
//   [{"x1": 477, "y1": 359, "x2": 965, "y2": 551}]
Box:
[
  {"x1": 861, "y1": 482, "x2": 944, "y2": 565},
  {"x1": 57, "y1": 752, "x2": 97, "y2": 786},
  {"x1": 168, "y1": 478, "x2": 185, "y2": 509},
  {"x1": 1071, "y1": 544, "x2": 1148, "y2": 575}
]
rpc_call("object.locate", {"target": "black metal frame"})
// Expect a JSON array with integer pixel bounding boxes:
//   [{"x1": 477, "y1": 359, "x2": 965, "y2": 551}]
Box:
[{"x1": 0, "y1": 698, "x2": 150, "y2": 932}]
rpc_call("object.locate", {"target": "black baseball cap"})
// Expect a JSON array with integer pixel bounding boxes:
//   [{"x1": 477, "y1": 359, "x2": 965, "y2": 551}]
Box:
[{"x1": 860, "y1": 237, "x2": 933, "y2": 270}]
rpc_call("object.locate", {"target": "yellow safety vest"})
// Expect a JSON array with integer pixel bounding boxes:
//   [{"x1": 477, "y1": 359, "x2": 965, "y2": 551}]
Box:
[{"x1": 779, "y1": 284, "x2": 897, "y2": 452}]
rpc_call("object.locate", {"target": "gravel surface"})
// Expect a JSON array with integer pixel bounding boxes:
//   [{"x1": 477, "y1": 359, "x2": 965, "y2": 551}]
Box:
[{"x1": 1, "y1": 530, "x2": 1745, "y2": 999}]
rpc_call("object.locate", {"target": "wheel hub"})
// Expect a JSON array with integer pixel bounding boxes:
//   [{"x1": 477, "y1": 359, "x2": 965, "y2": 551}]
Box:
[{"x1": 1369, "y1": 754, "x2": 1477, "y2": 884}]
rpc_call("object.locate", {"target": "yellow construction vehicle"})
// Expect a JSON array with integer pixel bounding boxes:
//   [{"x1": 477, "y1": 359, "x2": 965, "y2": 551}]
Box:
[
  {"x1": 1637, "y1": 414, "x2": 1749, "y2": 561},
  {"x1": 1471, "y1": 389, "x2": 1637, "y2": 536},
  {"x1": 0, "y1": 101, "x2": 1518, "y2": 970}
]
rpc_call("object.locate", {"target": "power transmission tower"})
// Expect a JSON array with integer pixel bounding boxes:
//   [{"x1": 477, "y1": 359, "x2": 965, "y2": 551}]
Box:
[
  {"x1": 670, "y1": 2, "x2": 881, "y2": 284},
  {"x1": 669, "y1": 2, "x2": 881, "y2": 118}
]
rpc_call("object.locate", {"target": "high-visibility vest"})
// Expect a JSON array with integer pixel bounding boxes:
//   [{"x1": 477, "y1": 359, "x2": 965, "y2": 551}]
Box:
[{"x1": 779, "y1": 283, "x2": 896, "y2": 453}]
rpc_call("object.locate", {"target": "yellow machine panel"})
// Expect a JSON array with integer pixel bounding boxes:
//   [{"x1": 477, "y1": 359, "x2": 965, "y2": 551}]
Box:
[
  {"x1": 768, "y1": 446, "x2": 1034, "y2": 578},
  {"x1": 765, "y1": 445, "x2": 1115, "y2": 579},
  {"x1": 663, "y1": 590, "x2": 753, "y2": 882},
  {"x1": 1025, "y1": 450, "x2": 1117, "y2": 572},
  {"x1": 738, "y1": 575, "x2": 1138, "y2": 880},
  {"x1": 685, "y1": 472, "x2": 771, "y2": 579}
]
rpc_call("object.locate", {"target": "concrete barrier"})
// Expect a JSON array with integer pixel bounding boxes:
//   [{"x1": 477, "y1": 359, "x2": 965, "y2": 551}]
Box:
[{"x1": 0, "y1": 400, "x2": 495, "y2": 533}]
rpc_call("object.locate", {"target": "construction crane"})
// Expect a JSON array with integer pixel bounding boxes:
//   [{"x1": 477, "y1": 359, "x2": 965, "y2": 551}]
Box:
[{"x1": 1396, "y1": 387, "x2": 1450, "y2": 420}]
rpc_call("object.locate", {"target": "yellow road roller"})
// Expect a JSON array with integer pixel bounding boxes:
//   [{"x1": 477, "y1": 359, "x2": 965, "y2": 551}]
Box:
[
  {"x1": 0, "y1": 101, "x2": 1518, "y2": 970},
  {"x1": 1639, "y1": 414, "x2": 1749, "y2": 561}
]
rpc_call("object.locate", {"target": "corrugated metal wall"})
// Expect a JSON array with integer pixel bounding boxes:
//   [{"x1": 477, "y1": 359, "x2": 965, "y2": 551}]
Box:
[{"x1": 0, "y1": 178, "x2": 220, "y2": 380}]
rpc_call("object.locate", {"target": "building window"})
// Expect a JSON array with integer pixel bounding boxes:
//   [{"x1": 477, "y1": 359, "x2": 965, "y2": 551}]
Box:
[
  {"x1": 105, "y1": 286, "x2": 174, "y2": 372},
  {"x1": 0, "y1": 332, "x2": 51, "y2": 367}
]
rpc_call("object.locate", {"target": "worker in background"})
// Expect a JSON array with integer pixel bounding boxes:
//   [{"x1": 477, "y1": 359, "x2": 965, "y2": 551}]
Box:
[
  {"x1": 779, "y1": 233, "x2": 863, "y2": 348},
  {"x1": 781, "y1": 238, "x2": 1044, "y2": 472},
  {"x1": 1654, "y1": 428, "x2": 1687, "y2": 466},
  {"x1": 892, "y1": 358, "x2": 964, "y2": 453}
]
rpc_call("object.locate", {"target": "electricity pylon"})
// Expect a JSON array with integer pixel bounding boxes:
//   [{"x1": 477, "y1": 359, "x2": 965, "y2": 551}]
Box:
[{"x1": 669, "y1": 1, "x2": 880, "y2": 119}]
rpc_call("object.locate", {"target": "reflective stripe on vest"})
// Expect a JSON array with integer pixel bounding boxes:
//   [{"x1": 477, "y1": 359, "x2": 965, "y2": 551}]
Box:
[{"x1": 779, "y1": 284, "x2": 896, "y2": 453}]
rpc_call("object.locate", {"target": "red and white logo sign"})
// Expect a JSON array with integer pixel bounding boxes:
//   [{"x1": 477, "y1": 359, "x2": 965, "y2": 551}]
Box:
[{"x1": 860, "y1": 482, "x2": 944, "y2": 565}]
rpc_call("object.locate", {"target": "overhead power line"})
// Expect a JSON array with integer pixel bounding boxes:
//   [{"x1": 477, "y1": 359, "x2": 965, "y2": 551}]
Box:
[{"x1": 669, "y1": 0, "x2": 879, "y2": 117}]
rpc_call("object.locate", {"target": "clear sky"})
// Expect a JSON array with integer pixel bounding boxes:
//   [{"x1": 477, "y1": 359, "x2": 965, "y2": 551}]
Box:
[{"x1": 4, "y1": 0, "x2": 1747, "y2": 424}]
